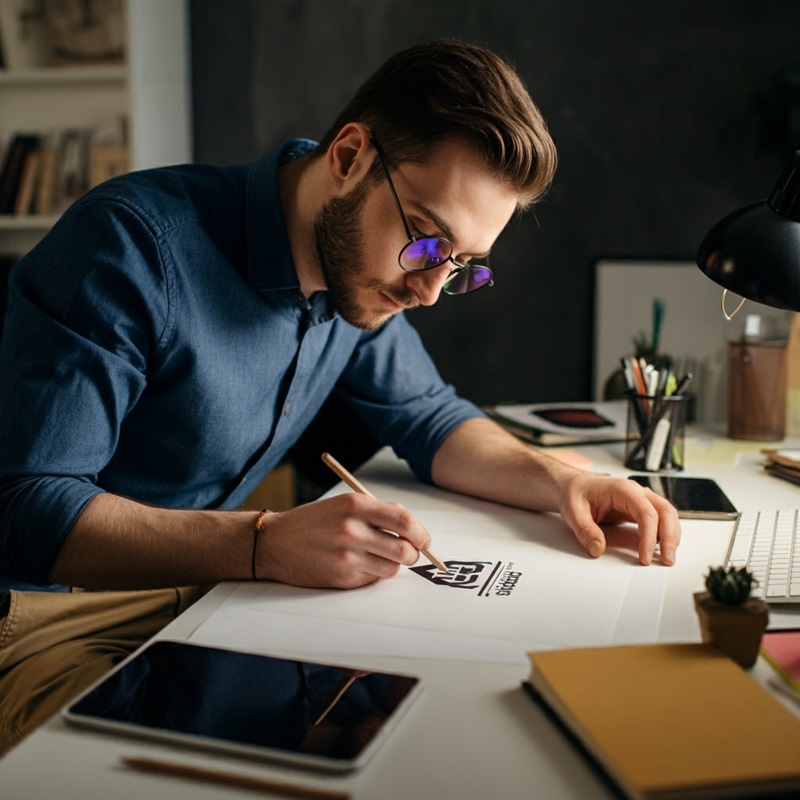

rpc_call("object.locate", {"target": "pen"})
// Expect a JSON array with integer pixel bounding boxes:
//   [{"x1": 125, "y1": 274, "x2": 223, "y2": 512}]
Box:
[
  {"x1": 629, "y1": 357, "x2": 652, "y2": 418},
  {"x1": 644, "y1": 417, "x2": 671, "y2": 471},
  {"x1": 674, "y1": 371, "x2": 694, "y2": 396},
  {"x1": 629, "y1": 356, "x2": 648, "y2": 396},
  {"x1": 626, "y1": 400, "x2": 671, "y2": 464},
  {"x1": 121, "y1": 756, "x2": 351, "y2": 800},
  {"x1": 321, "y1": 452, "x2": 451, "y2": 574},
  {"x1": 658, "y1": 372, "x2": 693, "y2": 469}
]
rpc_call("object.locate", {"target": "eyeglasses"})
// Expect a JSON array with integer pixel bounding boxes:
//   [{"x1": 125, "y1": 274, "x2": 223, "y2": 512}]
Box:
[{"x1": 371, "y1": 139, "x2": 494, "y2": 295}]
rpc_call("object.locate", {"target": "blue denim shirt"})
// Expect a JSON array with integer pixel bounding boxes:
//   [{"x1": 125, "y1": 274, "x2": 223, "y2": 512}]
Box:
[{"x1": 0, "y1": 139, "x2": 482, "y2": 590}]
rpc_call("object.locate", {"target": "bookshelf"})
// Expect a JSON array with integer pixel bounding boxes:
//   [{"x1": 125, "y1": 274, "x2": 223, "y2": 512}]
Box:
[
  {"x1": 0, "y1": 0, "x2": 192, "y2": 258},
  {"x1": 0, "y1": 2, "x2": 297, "y2": 510}
]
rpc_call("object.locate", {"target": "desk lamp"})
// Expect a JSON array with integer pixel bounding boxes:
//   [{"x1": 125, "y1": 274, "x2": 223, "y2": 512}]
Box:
[{"x1": 697, "y1": 150, "x2": 800, "y2": 313}]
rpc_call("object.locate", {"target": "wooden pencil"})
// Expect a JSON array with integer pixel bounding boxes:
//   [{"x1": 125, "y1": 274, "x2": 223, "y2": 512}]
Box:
[
  {"x1": 320, "y1": 452, "x2": 451, "y2": 574},
  {"x1": 122, "y1": 756, "x2": 350, "y2": 800}
]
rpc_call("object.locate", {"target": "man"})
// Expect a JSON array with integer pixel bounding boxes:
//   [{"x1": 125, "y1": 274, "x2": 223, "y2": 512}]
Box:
[{"x1": 0, "y1": 39, "x2": 680, "y2": 752}]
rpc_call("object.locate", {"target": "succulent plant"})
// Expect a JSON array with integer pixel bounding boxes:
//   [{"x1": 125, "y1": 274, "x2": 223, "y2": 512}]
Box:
[{"x1": 704, "y1": 565, "x2": 757, "y2": 606}]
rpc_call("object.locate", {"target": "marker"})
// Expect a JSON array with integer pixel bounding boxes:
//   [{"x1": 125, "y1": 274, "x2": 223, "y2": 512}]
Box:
[{"x1": 645, "y1": 417, "x2": 671, "y2": 471}]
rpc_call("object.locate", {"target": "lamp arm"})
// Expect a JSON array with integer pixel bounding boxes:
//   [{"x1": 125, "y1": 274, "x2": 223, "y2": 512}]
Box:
[{"x1": 768, "y1": 150, "x2": 800, "y2": 221}]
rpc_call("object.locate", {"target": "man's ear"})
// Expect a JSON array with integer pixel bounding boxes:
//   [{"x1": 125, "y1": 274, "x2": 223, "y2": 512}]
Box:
[{"x1": 325, "y1": 123, "x2": 373, "y2": 192}]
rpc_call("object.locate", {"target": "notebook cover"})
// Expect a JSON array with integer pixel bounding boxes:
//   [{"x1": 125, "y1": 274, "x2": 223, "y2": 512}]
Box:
[
  {"x1": 526, "y1": 643, "x2": 800, "y2": 800},
  {"x1": 486, "y1": 400, "x2": 628, "y2": 446}
]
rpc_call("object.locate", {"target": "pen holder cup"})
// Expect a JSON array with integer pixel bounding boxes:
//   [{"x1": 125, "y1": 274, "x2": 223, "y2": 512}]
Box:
[{"x1": 624, "y1": 393, "x2": 688, "y2": 473}]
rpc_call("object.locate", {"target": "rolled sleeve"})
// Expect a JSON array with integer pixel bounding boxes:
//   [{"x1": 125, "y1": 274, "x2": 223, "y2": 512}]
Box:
[{"x1": 0, "y1": 197, "x2": 167, "y2": 585}]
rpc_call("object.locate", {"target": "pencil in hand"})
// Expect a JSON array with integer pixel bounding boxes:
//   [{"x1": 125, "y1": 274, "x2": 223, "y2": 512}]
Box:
[{"x1": 320, "y1": 452, "x2": 451, "y2": 574}]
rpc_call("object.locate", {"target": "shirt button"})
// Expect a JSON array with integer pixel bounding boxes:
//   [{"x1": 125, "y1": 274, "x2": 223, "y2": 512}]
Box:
[{"x1": 284, "y1": 404, "x2": 291, "y2": 416}]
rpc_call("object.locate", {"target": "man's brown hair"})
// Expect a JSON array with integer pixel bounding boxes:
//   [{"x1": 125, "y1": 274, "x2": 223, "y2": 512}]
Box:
[{"x1": 316, "y1": 38, "x2": 557, "y2": 208}]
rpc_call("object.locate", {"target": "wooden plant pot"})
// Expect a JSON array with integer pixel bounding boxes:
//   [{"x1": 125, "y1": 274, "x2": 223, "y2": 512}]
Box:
[{"x1": 693, "y1": 591, "x2": 769, "y2": 668}]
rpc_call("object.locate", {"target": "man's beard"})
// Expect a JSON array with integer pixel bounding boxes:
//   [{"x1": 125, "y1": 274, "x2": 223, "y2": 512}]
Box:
[{"x1": 314, "y1": 181, "x2": 418, "y2": 331}]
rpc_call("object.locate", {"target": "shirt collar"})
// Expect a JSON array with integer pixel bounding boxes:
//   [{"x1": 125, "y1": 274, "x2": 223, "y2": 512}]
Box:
[{"x1": 246, "y1": 138, "x2": 318, "y2": 293}]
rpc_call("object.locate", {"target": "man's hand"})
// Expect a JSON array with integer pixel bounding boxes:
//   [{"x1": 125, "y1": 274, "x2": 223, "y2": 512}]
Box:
[
  {"x1": 557, "y1": 472, "x2": 681, "y2": 566},
  {"x1": 430, "y1": 417, "x2": 682, "y2": 567},
  {"x1": 256, "y1": 493, "x2": 433, "y2": 588}
]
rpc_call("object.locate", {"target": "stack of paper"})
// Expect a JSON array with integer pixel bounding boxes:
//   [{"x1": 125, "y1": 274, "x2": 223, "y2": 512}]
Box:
[{"x1": 761, "y1": 449, "x2": 800, "y2": 486}]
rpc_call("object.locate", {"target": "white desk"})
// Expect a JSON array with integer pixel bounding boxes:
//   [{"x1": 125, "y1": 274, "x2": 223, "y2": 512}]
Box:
[{"x1": 2, "y1": 435, "x2": 800, "y2": 799}]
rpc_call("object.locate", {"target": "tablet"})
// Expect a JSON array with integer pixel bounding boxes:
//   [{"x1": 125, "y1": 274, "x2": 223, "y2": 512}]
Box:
[{"x1": 62, "y1": 640, "x2": 422, "y2": 772}]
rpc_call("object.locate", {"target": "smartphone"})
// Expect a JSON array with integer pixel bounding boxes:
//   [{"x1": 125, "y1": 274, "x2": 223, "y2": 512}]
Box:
[{"x1": 628, "y1": 475, "x2": 738, "y2": 519}]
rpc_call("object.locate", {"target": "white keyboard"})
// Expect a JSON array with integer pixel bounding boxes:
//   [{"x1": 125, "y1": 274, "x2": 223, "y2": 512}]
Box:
[{"x1": 724, "y1": 509, "x2": 800, "y2": 602}]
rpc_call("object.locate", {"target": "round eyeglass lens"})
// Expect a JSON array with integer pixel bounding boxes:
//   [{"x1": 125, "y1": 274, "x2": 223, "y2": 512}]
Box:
[
  {"x1": 400, "y1": 237, "x2": 452, "y2": 271},
  {"x1": 443, "y1": 266, "x2": 494, "y2": 295}
]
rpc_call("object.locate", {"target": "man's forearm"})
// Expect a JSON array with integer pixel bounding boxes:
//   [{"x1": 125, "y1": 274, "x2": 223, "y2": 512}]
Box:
[
  {"x1": 49, "y1": 493, "x2": 256, "y2": 589},
  {"x1": 430, "y1": 417, "x2": 583, "y2": 512}
]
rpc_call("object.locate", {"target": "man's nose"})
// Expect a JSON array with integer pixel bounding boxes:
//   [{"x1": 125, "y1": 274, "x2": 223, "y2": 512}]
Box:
[{"x1": 404, "y1": 266, "x2": 451, "y2": 306}]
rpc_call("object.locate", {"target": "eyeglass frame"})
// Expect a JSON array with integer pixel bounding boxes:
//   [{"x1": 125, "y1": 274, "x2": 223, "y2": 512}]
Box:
[{"x1": 370, "y1": 138, "x2": 495, "y2": 295}]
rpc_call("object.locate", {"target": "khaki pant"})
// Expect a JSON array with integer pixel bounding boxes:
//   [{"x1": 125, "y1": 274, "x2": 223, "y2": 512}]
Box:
[{"x1": 0, "y1": 586, "x2": 208, "y2": 758}]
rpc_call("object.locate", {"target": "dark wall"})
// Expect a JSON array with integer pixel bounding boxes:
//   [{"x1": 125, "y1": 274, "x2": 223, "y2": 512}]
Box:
[{"x1": 189, "y1": 0, "x2": 800, "y2": 406}]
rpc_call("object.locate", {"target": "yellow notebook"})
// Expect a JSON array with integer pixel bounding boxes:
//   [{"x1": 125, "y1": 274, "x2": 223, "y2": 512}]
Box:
[{"x1": 525, "y1": 643, "x2": 800, "y2": 800}]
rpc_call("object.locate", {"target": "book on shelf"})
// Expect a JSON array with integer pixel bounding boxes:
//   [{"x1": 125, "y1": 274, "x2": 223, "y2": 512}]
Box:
[
  {"x1": 0, "y1": 133, "x2": 41, "y2": 214},
  {"x1": 13, "y1": 147, "x2": 41, "y2": 215},
  {"x1": 486, "y1": 399, "x2": 628, "y2": 446},
  {"x1": 34, "y1": 133, "x2": 58, "y2": 216},
  {"x1": 524, "y1": 642, "x2": 800, "y2": 800},
  {"x1": 0, "y1": 118, "x2": 129, "y2": 218},
  {"x1": 86, "y1": 116, "x2": 130, "y2": 187},
  {"x1": 52, "y1": 128, "x2": 91, "y2": 213},
  {"x1": 88, "y1": 141, "x2": 129, "y2": 187}
]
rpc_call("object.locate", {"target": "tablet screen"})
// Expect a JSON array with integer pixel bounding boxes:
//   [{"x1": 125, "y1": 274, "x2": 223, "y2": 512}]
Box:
[{"x1": 63, "y1": 640, "x2": 422, "y2": 771}]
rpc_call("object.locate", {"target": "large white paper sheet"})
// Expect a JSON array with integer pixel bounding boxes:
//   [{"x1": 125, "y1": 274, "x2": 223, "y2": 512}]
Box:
[
  {"x1": 189, "y1": 515, "x2": 669, "y2": 664},
  {"x1": 189, "y1": 597, "x2": 546, "y2": 666}
]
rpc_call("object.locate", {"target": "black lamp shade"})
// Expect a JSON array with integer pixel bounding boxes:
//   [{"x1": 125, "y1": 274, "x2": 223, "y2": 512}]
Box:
[{"x1": 697, "y1": 151, "x2": 800, "y2": 312}]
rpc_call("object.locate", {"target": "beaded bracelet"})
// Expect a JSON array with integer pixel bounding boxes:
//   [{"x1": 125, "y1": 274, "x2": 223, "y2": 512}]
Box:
[{"x1": 252, "y1": 508, "x2": 270, "y2": 581}]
